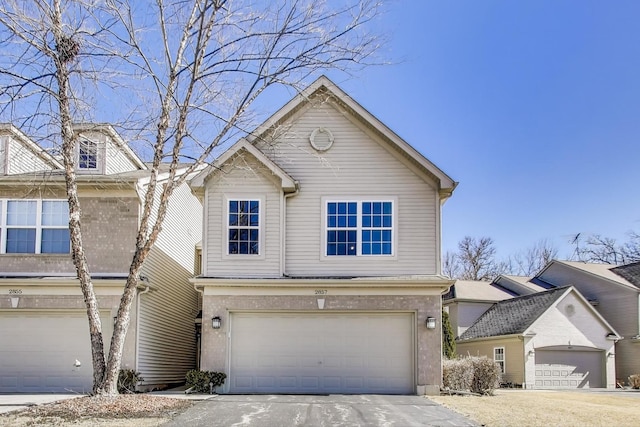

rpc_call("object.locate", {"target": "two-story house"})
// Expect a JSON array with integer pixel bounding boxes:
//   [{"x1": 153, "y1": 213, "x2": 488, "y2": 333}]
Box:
[
  {"x1": 0, "y1": 124, "x2": 202, "y2": 393},
  {"x1": 190, "y1": 76, "x2": 457, "y2": 395}
]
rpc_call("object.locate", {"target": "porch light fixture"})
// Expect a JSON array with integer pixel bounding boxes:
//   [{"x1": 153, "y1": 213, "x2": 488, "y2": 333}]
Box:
[
  {"x1": 426, "y1": 317, "x2": 436, "y2": 329},
  {"x1": 212, "y1": 316, "x2": 221, "y2": 329}
]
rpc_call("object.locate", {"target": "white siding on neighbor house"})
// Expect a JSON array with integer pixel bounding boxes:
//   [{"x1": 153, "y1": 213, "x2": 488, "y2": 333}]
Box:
[
  {"x1": 137, "y1": 180, "x2": 202, "y2": 386},
  {"x1": 538, "y1": 264, "x2": 639, "y2": 382},
  {"x1": 455, "y1": 301, "x2": 495, "y2": 337},
  {"x1": 4, "y1": 135, "x2": 55, "y2": 174},
  {"x1": 204, "y1": 153, "x2": 282, "y2": 277},
  {"x1": 256, "y1": 102, "x2": 438, "y2": 276}
]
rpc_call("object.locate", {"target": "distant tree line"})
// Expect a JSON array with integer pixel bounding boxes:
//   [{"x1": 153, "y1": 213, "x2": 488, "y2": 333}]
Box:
[{"x1": 444, "y1": 230, "x2": 640, "y2": 281}]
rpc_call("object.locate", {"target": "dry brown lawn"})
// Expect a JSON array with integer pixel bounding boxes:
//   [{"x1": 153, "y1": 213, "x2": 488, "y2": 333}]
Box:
[{"x1": 430, "y1": 389, "x2": 640, "y2": 427}]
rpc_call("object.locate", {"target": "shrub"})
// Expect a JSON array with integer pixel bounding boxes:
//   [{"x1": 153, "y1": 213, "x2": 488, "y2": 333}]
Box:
[
  {"x1": 469, "y1": 356, "x2": 501, "y2": 395},
  {"x1": 118, "y1": 369, "x2": 143, "y2": 394},
  {"x1": 629, "y1": 374, "x2": 640, "y2": 389},
  {"x1": 442, "y1": 355, "x2": 500, "y2": 395},
  {"x1": 443, "y1": 358, "x2": 473, "y2": 391},
  {"x1": 442, "y1": 310, "x2": 456, "y2": 359},
  {"x1": 185, "y1": 370, "x2": 227, "y2": 393}
]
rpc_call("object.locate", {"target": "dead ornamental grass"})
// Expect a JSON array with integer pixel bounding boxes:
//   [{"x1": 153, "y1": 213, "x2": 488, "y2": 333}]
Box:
[{"x1": 429, "y1": 390, "x2": 640, "y2": 427}]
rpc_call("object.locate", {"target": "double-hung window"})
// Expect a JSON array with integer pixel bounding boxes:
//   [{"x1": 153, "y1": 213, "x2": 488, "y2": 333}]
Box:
[
  {"x1": 1, "y1": 199, "x2": 70, "y2": 254},
  {"x1": 228, "y1": 199, "x2": 260, "y2": 255},
  {"x1": 78, "y1": 139, "x2": 98, "y2": 170},
  {"x1": 494, "y1": 347, "x2": 505, "y2": 374},
  {"x1": 326, "y1": 200, "x2": 393, "y2": 256}
]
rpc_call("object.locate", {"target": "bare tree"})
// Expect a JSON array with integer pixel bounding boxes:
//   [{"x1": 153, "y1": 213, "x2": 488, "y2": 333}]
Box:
[
  {"x1": 577, "y1": 231, "x2": 640, "y2": 265},
  {"x1": 509, "y1": 239, "x2": 558, "y2": 276},
  {"x1": 0, "y1": 0, "x2": 383, "y2": 395},
  {"x1": 442, "y1": 250, "x2": 460, "y2": 279},
  {"x1": 448, "y1": 236, "x2": 506, "y2": 281}
]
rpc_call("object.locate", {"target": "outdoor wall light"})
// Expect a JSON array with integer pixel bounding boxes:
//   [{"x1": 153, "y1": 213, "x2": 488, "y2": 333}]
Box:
[
  {"x1": 212, "y1": 316, "x2": 221, "y2": 329},
  {"x1": 426, "y1": 317, "x2": 436, "y2": 329}
]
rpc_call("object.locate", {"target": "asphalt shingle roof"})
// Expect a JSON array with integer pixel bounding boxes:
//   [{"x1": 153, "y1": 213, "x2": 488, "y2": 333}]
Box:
[
  {"x1": 458, "y1": 286, "x2": 570, "y2": 341},
  {"x1": 611, "y1": 262, "x2": 640, "y2": 289}
]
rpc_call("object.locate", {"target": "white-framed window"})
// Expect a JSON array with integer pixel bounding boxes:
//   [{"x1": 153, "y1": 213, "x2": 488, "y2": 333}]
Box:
[
  {"x1": 78, "y1": 139, "x2": 99, "y2": 171},
  {"x1": 494, "y1": 347, "x2": 505, "y2": 374},
  {"x1": 325, "y1": 200, "x2": 394, "y2": 256},
  {"x1": 0, "y1": 199, "x2": 70, "y2": 254},
  {"x1": 227, "y1": 199, "x2": 260, "y2": 255}
]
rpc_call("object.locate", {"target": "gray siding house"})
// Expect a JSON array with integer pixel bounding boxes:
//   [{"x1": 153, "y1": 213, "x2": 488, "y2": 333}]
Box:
[
  {"x1": 190, "y1": 76, "x2": 457, "y2": 395},
  {"x1": 0, "y1": 124, "x2": 202, "y2": 392}
]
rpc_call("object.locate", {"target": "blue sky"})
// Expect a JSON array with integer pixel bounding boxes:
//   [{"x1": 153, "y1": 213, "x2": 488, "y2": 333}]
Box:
[{"x1": 327, "y1": 0, "x2": 640, "y2": 259}]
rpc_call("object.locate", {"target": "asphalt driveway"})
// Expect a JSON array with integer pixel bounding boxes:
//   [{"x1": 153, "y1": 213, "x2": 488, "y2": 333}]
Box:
[{"x1": 163, "y1": 394, "x2": 477, "y2": 427}]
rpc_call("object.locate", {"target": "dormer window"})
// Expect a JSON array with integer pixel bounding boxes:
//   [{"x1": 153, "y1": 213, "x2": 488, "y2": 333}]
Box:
[{"x1": 78, "y1": 140, "x2": 98, "y2": 170}]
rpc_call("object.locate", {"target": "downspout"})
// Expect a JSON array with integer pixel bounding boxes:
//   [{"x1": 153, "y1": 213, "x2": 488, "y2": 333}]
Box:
[
  {"x1": 134, "y1": 281, "x2": 151, "y2": 374},
  {"x1": 280, "y1": 182, "x2": 299, "y2": 276}
]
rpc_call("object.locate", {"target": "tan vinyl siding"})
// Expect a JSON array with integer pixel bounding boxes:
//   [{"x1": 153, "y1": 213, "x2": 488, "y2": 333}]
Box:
[
  {"x1": 4, "y1": 136, "x2": 54, "y2": 174},
  {"x1": 136, "y1": 179, "x2": 202, "y2": 386},
  {"x1": 204, "y1": 153, "x2": 281, "y2": 277},
  {"x1": 456, "y1": 339, "x2": 524, "y2": 385},
  {"x1": 138, "y1": 247, "x2": 199, "y2": 386},
  {"x1": 257, "y1": 102, "x2": 438, "y2": 276}
]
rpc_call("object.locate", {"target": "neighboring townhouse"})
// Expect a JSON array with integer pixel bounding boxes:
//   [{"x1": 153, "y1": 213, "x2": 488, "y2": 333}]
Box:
[
  {"x1": 534, "y1": 260, "x2": 640, "y2": 384},
  {"x1": 492, "y1": 274, "x2": 546, "y2": 296},
  {"x1": 457, "y1": 287, "x2": 620, "y2": 389},
  {"x1": 190, "y1": 76, "x2": 457, "y2": 395},
  {"x1": 0, "y1": 124, "x2": 202, "y2": 393},
  {"x1": 443, "y1": 280, "x2": 513, "y2": 338}
]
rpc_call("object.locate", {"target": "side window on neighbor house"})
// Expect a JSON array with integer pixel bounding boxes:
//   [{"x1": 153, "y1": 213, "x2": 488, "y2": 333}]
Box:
[
  {"x1": 494, "y1": 347, "x2": 505, "y2": 373},
  {"x1": 326, "y1": 201, "x2": 393, "y2": 256},
  {"x1": 1, "y1": 200, "x2": 70, "y2": 254},
  {"x1": 228, "y1": 200, "x2": 259, "y2": 255},
  {"x1": 78, "y1": 139, "x2": 98, "y2": 170}
]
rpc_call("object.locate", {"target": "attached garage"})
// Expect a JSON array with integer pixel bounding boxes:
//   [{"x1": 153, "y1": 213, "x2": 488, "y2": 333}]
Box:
[
  {"x1": 0, "y1": 311, "x2": 107, "y2": 393},
  {"x1": 534, "y1": 349, "x2": 604, "y2": 389},
  {"x1": 228, "y1": 312, "x2": 415, "y2": 394}
]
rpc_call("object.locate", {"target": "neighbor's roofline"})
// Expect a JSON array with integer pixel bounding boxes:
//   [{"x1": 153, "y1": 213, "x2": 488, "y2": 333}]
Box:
[{"x1": 0, "y1": 123, "x2": 64, "y2": 169}]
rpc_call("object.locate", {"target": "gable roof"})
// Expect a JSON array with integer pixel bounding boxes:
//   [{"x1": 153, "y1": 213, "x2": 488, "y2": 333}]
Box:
[
  {"x1": 73, "y1": 123, "x2": 147, "y2": 170},
  {"x1": 540, "y1": 260, "x2": 638, "y2": 291},
  {"x1": 189, "y1": 138, "x2": 297, "y2": 193},
  {"x1": 245, "y1": 76, "x2": 457, "y2": 197},
  {"x1": 458, "y1": 287, "x2": 570, "y2": 340},
  {"x1": 492, "y1": 275, "x2": 546, "y2": 296},
  {"x1": 445, "y1": 280, "x2": 513, "y2": 302},
  {"x1": 611, "y1": 261, "x2": 640, "y2": 289},
  {"x1": 0, "y1": 124, "x2": 64, "y2": 170}
]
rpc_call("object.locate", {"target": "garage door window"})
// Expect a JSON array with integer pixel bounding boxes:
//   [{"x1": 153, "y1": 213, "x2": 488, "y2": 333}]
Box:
[{"x1": 494, "y1": 347, "x2": 505, "y2": 373}]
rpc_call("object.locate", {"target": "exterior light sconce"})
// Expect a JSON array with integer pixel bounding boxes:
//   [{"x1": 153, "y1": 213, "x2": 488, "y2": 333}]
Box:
[
  {"x1": 212, "y1": 316, "x2": 221, "y2": 329},
  {"x1": 426, "y1": 317, "x2": 436, "y2": 329},
  {"x1": 528, "y1": 350, "x2": 535, "y2": 357}
]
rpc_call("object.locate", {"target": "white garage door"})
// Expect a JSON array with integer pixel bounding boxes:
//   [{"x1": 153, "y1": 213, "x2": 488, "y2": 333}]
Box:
[
  {"x1": 0, "y1": 312, "x2": 100, "y2": 393},
  {"x1": 229, "y1": 312, "x2": 414, "y2": 394},
  {"x1": 534, "y1": 349, "x2": 603, "y2": 389}
]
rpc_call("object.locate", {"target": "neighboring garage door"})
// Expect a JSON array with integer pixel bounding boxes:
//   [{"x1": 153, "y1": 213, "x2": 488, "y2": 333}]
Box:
[
  {"x1": 534, "y1": 349, "x2": 603, "y2": 389},
  {"x1": 229, "y1": 312, "x2": 414, "y2": 394},
  {"x1": 0, "y1": 311, "x2": 100, "y2": 393}
]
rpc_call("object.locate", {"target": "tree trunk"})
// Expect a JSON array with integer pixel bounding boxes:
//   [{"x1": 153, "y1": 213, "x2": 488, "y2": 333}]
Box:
[{"x1": 51, "y1": 0, "x2": 106, "y2": 394}]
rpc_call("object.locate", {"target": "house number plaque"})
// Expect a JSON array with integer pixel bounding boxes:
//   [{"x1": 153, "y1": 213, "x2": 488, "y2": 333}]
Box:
[{"x1": 314, "y1": 289, "x2": 328, "y2": 295}]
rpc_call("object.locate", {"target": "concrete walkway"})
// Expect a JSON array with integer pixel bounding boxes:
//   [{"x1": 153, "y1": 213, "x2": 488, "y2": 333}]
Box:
[{"x1": 0, "y1": 394, "x2": 84, "y2": 414}]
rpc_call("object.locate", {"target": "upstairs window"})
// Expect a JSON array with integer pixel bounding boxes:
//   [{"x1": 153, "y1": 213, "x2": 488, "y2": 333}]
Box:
[
  {"x1": 326, "y1": 200, "x2": 394, "y2": 256},
  {"x1": 228, "y1": 199, "x2": 260, "y2": 255},
  {"x1": 1, "y1": 199, "x2": 70, "y2": 254},
  {"x1": 78, "y1": 139, "x2": 98, "y2": 170}
]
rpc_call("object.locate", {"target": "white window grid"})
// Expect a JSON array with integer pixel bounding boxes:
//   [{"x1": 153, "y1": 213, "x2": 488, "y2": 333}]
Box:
[{"x1": 494, "y1": 347, "x2": 505, "y2": 374}]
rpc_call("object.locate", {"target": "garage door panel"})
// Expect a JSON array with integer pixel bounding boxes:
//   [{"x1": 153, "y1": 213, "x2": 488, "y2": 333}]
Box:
[
  {"x1": 229, "y1": 312, "x2": 414, "y2": 394},
  {"x1": 534, "y1": 350, "x2": 603, "y2": 389},
  {"x1": 0, "y1": 312, "x2": 108, "y2": 393}
]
